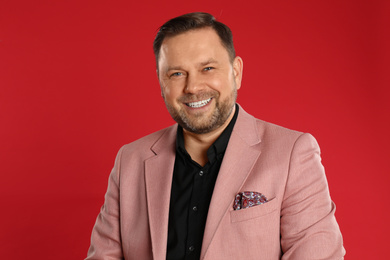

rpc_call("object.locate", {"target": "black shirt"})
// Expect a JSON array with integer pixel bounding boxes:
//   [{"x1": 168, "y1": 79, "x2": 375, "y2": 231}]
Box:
[{"x1": 166, "y1": 105, "x2": 239, "y2": 260}]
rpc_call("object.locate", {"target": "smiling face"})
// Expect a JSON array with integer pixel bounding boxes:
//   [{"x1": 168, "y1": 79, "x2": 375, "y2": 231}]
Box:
[{"x1": 158, "y1": 27, "x2": 243, "y2": 134}]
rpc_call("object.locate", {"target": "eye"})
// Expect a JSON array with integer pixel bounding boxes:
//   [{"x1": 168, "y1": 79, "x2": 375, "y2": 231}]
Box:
[
  {"x1": 203, "y1": 67, "x2": 214, "y2": 71},
  {"x1": 170, "y1": 72, "x2": 183, "y2": 78}
]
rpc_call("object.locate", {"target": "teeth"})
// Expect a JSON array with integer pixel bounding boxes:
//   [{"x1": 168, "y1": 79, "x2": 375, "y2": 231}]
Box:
[{"x1": 187, "y1": 98, "x2": 212, "y2": 108}]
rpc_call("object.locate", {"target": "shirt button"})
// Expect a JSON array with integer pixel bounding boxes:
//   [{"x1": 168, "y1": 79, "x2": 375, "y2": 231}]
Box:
[
  {"x1": 199, "y1": 171, "x2": 204, "y2": 176},
  {"x1": 189, "y1": 245, "x2": 195, "y2": 252},
  {"x1": 192, "y1": 206, "x2": 198, "y2": 211}
]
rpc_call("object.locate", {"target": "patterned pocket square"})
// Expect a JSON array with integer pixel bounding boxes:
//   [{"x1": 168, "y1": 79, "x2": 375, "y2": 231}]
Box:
[{"x1": 233, "y1": 191, "x2": 268, "y2": 210}]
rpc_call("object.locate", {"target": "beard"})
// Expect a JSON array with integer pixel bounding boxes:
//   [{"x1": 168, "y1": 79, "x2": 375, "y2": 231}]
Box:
[{"x1": 163, "y1": 88, "x2": 237, "y2": 134}]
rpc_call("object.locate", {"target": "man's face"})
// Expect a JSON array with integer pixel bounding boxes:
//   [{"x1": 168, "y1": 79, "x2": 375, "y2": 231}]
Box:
[{"x1": 158, "y1": 27, "x2": 243, "y2": 134}]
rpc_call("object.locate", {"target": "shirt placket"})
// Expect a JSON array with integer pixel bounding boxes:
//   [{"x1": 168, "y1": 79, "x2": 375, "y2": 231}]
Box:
[{"x1": 185, "y1": 166, "x2": 208, "y2": 259}]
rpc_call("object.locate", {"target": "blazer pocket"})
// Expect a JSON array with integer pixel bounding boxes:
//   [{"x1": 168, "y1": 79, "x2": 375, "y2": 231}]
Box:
[{"x1": 230, "y1": 198, "x2": 278, "y2": 223}]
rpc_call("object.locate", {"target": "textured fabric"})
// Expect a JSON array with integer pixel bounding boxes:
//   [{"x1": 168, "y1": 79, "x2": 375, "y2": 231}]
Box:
[{"x1": 85, "y1": 105, "x2": 345, "y2": 260}]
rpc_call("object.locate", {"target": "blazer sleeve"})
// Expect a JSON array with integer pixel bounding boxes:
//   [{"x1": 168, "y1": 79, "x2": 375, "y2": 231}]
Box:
[
  {"x1": 280, "y1": 133, "x2": 345, "y2": 259},
  {"x1": 85, "y1": 147, "x2": 124, "y2": 260}
]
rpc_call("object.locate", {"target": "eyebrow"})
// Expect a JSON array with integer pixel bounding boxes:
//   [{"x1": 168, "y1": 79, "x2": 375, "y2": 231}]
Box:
[
  {"x1": 166, "y1": 59, "x2": 219, "y2": 72},
  {"x1": 166, "y1": 66, "x2": 183, "y2": 72},
  {"x1": 199, "y1": 59, "x2": 218, "y2": 67}
]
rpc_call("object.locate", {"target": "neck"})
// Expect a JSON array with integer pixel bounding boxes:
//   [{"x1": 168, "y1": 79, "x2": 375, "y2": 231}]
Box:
[{"x1": 183, "y1": 106, "x2": 235, "y2": 166}]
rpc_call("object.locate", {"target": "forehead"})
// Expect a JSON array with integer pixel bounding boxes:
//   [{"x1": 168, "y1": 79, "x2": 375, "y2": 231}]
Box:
[{"x1": 158, "y1": 28, "x2": 230, "y2": 67}]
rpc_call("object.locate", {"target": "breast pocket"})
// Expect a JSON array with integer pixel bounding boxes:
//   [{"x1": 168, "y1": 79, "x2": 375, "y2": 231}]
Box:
[{"x1": 230, "y1": 197, "x2": 278, "y2": 223}]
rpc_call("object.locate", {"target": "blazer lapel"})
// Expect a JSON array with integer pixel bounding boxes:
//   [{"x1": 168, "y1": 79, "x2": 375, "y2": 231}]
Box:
[
  {"x1": 201, "y1": 106, "x2": 262, "y2": 259},
  {"x1": 144, "y1": 125, "x2": 177, "y2": 260}
]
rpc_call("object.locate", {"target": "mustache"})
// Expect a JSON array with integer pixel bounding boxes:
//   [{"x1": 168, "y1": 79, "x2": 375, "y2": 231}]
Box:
[{"x1": 178, "y1": 91, "x2": 218, "y2": 103}]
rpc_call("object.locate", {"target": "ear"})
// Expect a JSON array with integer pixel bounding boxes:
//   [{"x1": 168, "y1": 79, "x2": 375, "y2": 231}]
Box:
[
  {"x1": 232, "y1": 56, "x2": 243, "y2": 89},
  {"x1": 156, "y1": 69, "x2": 164, "y2": 97},
  {"x1": 156, "y1": 68, "x2": 160, "y2": 80}
]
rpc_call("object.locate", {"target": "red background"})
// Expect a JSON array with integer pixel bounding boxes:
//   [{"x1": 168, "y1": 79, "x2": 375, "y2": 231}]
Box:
[{"x1": 1, "y1": 1, "x2": 389, "y2": 259}]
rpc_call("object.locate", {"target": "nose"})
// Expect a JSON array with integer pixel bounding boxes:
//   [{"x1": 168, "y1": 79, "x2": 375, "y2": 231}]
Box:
[{"x1": 184, "y1": 73, "x2": 205, "y2": 94}]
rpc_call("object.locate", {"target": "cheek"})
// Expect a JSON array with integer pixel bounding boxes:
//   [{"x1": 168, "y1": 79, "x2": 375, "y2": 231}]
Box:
[
  {"x1": 207, "y1": 71, "x2": 234, "y2": 90},
  {"x1": 162, "y1": 85, "x2": 180, "y2": 102},
  {"x1": 206, "y1": 76, "x2": 224, "y2": 91},
  {"x1": 212, "y1": 78, "x2": 235, "y2": 95},
  {"x1": 160, "y1": 80, "x2": 172, "y2": 96}
]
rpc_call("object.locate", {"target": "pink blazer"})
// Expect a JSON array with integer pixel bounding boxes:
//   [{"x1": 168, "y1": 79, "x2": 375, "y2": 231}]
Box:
[{"x1": 86, "y1": 106, "x2": 345, "y2": 259}]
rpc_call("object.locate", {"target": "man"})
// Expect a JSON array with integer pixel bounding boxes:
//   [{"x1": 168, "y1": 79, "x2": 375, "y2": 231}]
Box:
[{"x1": 86, "y1": 12, "x2": 345, "y2": 259}]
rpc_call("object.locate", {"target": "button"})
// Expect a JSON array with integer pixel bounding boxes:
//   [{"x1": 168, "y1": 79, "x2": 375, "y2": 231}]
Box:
[
  {"x1": 189, "y1": 245, "x2": 195, "y2": 252},
  {"x1": 199, "y1": 171, "x2": 204, "y2": 176},
  {"x1": 192, "y1": 206, "x2": 198, "y2": 211}
]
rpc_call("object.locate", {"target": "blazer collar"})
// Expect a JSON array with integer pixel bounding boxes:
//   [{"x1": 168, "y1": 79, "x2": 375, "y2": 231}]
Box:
[
  {"x1": 201, "y1": 105, "x2": 262, "y2": 259},
  {"x1": 145, "y1": 125, "x2": 177, "y2": 260},
  {"x1": 232, "y1": 104, "x2": 262, "y2": 146}
]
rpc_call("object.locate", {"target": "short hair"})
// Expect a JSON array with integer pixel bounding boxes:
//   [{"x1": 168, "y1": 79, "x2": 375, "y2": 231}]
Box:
[{"x1": 153, "y1": 12, "x2": 236, "y2": 68}]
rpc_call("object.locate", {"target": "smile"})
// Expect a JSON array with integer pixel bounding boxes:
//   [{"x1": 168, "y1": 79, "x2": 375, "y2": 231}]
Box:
[{"x1": 186, "y1": 98, "x2": 212, "y2": 108}]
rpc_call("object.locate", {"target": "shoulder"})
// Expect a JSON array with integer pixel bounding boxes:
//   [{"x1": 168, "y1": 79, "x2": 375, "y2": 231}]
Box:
[
  {"x1": 257, "y1": 119, "x2": 319, "y2": 148},
  {"x1": 236, "y1": 105, "x2": 306, "y2": 146},
  {"x1": 255, "y1": 118, "x2": 302, "y2": 139},
  {"x1": 236, "y1": 106, "x2": 321, "y2": 157},
  {"x1": 119, "y1": 124, "x2": 177, "y2": 158}
]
